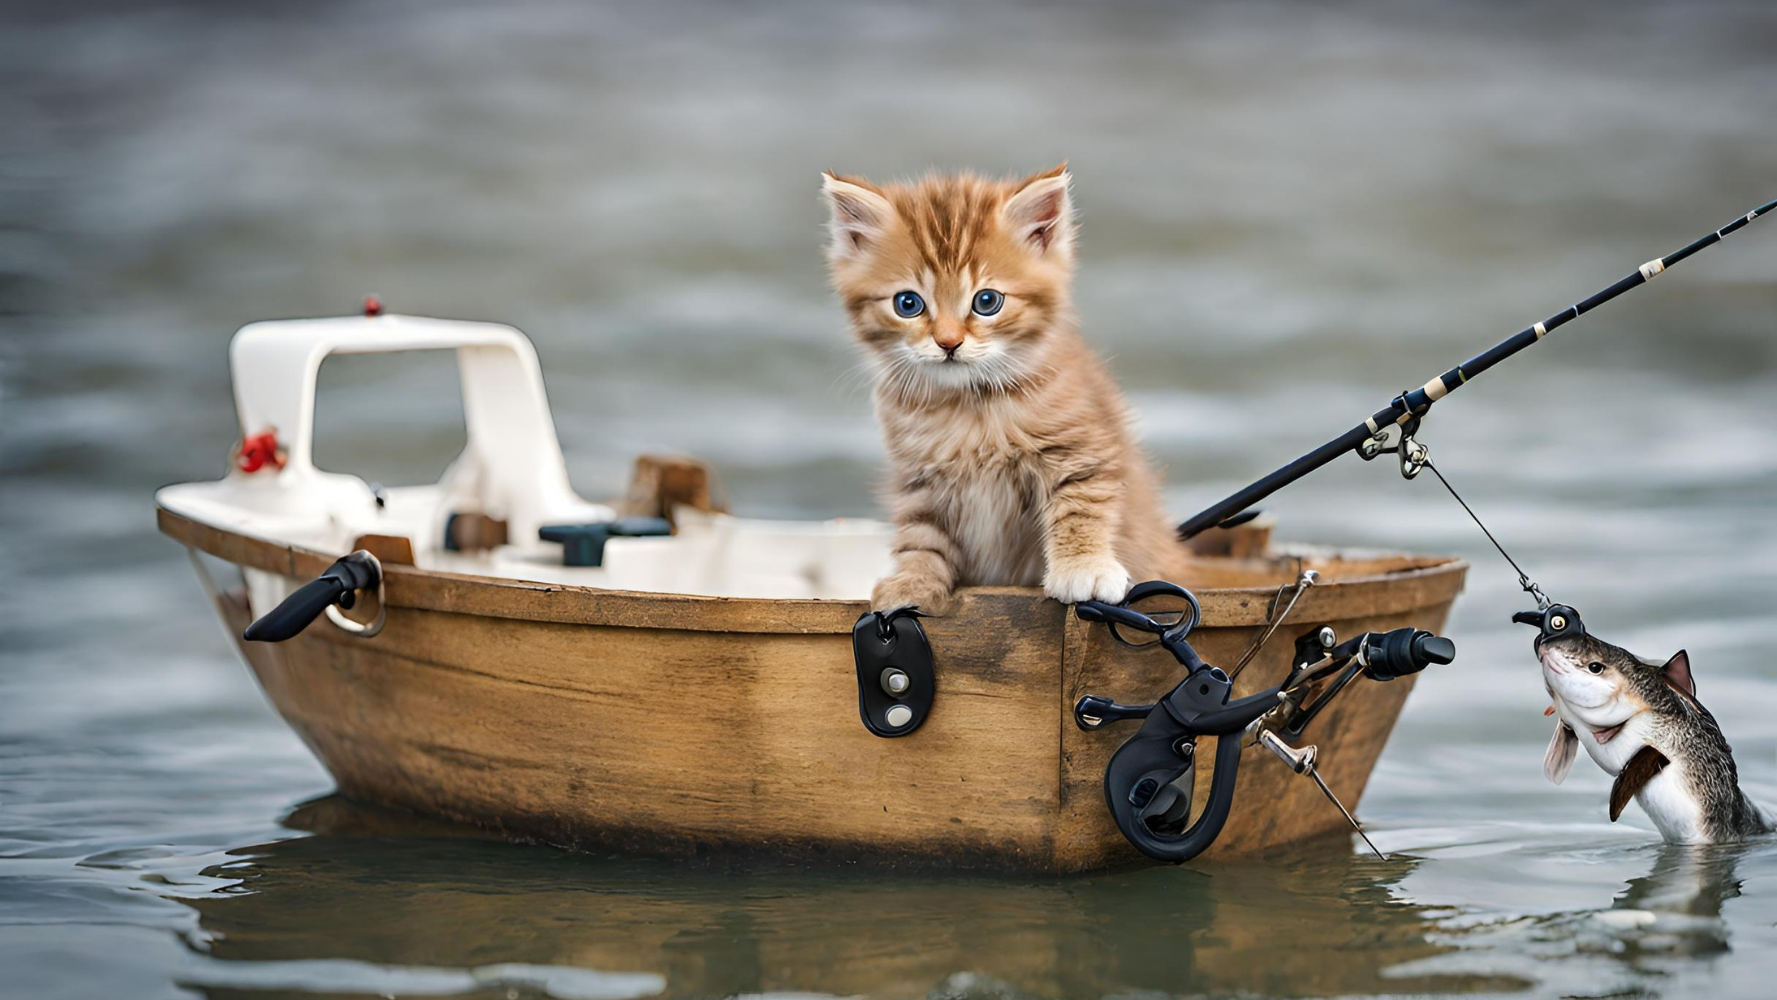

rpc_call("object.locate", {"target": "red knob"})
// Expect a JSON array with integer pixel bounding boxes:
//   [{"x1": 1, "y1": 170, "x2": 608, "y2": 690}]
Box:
[
  {"x1": 237, "y1": 430, "x2": 286, "y2": 473},
  {"x1": 363, "y1": 295, "x2": 382, "y2": 317}
]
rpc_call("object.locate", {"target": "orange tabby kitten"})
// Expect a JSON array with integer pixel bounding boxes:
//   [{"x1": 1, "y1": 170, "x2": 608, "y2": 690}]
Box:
[{"x1": 823, "y1": 164, "x2": 1189, "y2": 614}]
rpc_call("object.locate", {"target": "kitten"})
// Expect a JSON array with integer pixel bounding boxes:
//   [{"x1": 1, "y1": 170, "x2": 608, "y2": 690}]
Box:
[{"x1": 822, "y1": 164, "x2": 1190, "y2": 614}]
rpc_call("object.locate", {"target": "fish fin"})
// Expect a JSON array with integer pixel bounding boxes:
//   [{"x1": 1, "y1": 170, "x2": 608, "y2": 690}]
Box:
[
  {"x1": 1661, "y1": 651, "x2": 1707, "y2": 718},
  {"x1": 1752, "y1": 799, "x2": 1777, "y2": 835},
  {"x1": 1544, "y1": 705, "x2": 1556, "y2": 717},
  {"x1": 1545, "y1": 722, "x2": 1578, "y2": 785},
  {"x1": 1609, "y1": 746, "x2": 1671, "y2": 822},
  {"x1": 1662, "y1": 650, "x2": 1696, "y2": 698}
]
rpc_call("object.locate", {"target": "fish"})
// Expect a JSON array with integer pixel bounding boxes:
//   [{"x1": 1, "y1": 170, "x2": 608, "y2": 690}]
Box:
[{"x1": 1538, "y1": 625, "x2": 1771, "y2": 844}]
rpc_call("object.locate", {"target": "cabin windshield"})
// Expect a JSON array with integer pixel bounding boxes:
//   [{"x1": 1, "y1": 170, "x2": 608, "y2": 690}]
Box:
[{"x1": 311, "y1": 349, "x2": 467, "y2": 487}]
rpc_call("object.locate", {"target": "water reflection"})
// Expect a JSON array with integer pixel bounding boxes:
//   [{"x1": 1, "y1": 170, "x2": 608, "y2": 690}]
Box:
[
  {"x1": 1384, "y1": 836, "x2": 1772, "y2": 998},
  {"x1": 170, "y1": 796, "x2": 1523, "y2": 1000},
  {"x1": 1597, "y1": 844, "x2": 1744, "y2": 961}
]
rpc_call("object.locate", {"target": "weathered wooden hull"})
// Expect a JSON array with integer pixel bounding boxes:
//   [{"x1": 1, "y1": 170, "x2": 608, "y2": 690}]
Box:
[{"x1": 163, "y1": 507, "x2": 1465, "y2": 872}]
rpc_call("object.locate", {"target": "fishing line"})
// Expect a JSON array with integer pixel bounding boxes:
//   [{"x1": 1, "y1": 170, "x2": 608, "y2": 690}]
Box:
[{"x1": 1422, "y1": 457, "x2": 1551, "y2": 610}]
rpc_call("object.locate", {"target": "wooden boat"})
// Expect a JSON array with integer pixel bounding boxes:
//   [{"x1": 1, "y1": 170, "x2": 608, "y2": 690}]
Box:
[{"x1": 156, "y1": 312, "x2": 1466, "y2": 872}]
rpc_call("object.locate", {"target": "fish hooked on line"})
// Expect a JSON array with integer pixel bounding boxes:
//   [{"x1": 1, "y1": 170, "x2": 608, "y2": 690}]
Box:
[{"x1": 1518, "y1": 605, "x2": 1773, "y2": 845}]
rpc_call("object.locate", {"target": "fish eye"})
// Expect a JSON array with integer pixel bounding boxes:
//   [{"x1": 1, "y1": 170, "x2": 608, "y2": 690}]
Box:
[
  {"x1": 1587, "y1": 662, "x2": 1605, "y2": 674},
  {"x1": 893, "y1": 291, "x2": 925, "y2": 318},
  {"x1": 972, "y1": 289, "x2": 1004, "y2": 316}
]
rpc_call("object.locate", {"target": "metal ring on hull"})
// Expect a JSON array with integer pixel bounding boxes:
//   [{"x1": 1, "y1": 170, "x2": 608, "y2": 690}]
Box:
[{"x1": 324, "y1": 551, "x2": 385, "y2": 638}]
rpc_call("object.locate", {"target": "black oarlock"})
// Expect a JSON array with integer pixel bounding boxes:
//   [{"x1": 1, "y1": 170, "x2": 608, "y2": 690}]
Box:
[
  {"x1": 1096, "y1": 662, "x2": 1267, "y2": 863},
  {"x1": 1072, "y1": 582, "x2": 1459, "y2": 863}
]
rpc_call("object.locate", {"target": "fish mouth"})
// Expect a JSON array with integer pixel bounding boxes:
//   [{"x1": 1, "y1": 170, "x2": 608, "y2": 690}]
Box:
[{"x1": 1537, "y1": 644, "x2": 1574, "y2": 673}]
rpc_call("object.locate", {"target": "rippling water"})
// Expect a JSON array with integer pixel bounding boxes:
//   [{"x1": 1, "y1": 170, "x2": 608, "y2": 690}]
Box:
[{"x1": 4, "y1": 1, "x2": 1777, "y2": 997}]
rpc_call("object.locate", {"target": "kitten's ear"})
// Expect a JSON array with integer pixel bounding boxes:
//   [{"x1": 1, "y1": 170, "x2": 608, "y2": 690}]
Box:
[
  {"x1": 1662, "y1": 650, "x2": 1696, "y2": 698},
  {"x1": 822, "y1": 172, "x2": 893, "y2": 261},
  {"x1": 1002, "y1": 163, "x2": 1074, "y2": 259}
]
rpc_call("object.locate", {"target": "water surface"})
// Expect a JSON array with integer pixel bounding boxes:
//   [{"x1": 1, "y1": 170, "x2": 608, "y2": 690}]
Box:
[{"x1": 4, "y1": 2, "x2": 1777, "y2": 997}]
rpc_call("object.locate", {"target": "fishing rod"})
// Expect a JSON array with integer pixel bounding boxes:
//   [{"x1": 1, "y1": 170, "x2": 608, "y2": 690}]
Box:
[
  {"x1": 1177, "y1": 198, "x2": 1777, "y2": 541},
  {"x1": 1065, "y1": 199, "x2": 1776, "y2": 865}
]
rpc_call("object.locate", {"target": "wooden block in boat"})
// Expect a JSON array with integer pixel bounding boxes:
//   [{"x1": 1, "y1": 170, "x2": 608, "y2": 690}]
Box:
[
  {"x1": 1185, "y1": 516, "x2": 1273, "y2": 559},
  {"x1": 443, "y1": 513, "x2": 508, "y2": 552},
  {"x1": 351, "y1": 533, "x2": 416, "y2": 566},
  {"x1": 622, "y1": 453, "x2": 726, "y2": 525}
]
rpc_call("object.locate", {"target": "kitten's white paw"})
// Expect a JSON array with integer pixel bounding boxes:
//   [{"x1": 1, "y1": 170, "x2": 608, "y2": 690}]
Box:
[
  {"x1": 872, "y1": 574, "x2": 959, "y2": 616},
  {"x1": 1044, "y1": 556, "x2": 1132, "y2": 605}
]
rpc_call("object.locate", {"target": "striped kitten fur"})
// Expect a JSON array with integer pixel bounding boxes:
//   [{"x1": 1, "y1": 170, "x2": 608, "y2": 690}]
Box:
[{"x1": 822, "y1": 165, "x2": 1190, "y2": 614}]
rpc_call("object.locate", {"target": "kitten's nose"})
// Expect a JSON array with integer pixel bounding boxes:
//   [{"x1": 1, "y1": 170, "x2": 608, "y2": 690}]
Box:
[{"x1": 932, "y1": 327, "x2": 964, "y2": 356}]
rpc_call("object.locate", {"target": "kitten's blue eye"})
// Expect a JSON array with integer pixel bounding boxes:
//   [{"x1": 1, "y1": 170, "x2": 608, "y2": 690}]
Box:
[
  {"x1": 893, "y1": 291, "x2": 925, "y2": 318},
  {"x1": 972, "y1": 289, "x2": 1004, "y2": 316}
]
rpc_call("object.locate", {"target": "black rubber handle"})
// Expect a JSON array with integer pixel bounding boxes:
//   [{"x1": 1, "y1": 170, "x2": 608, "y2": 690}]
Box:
[
  {"x1": 1416, "y1": 634, "x2": 1457, "y2": 666},
  {"x1": 1361, "y1": 626, "x2": 1457, "y2": 681},
  {"x1": 243, "y1": 552, "x2": 381, "y2": 642}
]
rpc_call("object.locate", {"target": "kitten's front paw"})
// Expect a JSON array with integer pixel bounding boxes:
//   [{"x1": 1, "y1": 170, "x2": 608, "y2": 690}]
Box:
[
  {"x1": 1045, "y1": 555, "x2": 1132, "y2": 605},
  {"x1": 872, "y1": 574, "x2": 959, "y2": 616}
]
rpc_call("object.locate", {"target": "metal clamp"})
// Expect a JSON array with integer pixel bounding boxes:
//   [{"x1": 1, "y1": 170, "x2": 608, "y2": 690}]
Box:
[
  {"x1": 1357, "y1": 412, "x2": 1429, "y2": 479},
  {"x1": 1252, "y1": 725, "x2": 1386, "y2": 859},
  {"x1": 851, "y1": 607, "x2": 935, "y2": 737},
  {"x1": 1397, "y1": 432, "x2": 1429, "y2": 479},
  {"x1": 1074, "y1": 583, "x2": 1284, "y2": 863},
  {"x1": 325, "y1": 550, "x2": 386, "y2": 638}
]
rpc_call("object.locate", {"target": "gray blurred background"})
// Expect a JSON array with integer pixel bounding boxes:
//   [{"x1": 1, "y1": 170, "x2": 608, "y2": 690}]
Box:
[{"x1": 4, "y1": 2, "x2": 1776, "y2": 999}]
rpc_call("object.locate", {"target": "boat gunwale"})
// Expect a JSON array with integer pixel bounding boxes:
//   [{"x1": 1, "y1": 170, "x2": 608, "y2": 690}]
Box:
[{"x1": 158, "y1": 505, "x2": 1468, "y2": 635}]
